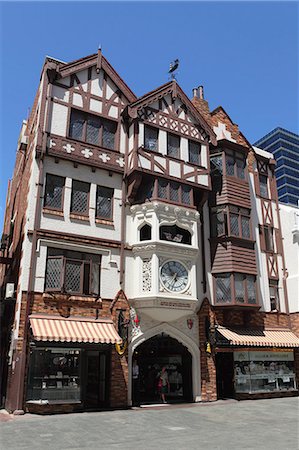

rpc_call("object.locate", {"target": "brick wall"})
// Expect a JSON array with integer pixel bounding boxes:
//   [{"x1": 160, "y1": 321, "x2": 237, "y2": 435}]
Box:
[{"x1": 6, "y1": 289, "x2": 130, "y2": 412}]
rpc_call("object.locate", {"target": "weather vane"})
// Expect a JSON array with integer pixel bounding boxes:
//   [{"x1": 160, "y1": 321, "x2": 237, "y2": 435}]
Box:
[{"x1": 168, "y1": 59, "x2": 179, "y2": 81}]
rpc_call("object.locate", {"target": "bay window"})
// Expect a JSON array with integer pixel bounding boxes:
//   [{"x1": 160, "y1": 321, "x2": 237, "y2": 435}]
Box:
[
  {"x1": 211, "y1": 206, "x2": 251, "y2": 239},
  {"x1": 214, "y1": 273, "x2": 257, "y2": 305}
]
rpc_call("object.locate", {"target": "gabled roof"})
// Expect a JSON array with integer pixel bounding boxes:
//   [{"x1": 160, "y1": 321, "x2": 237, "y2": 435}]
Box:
[
  {"x1": 128, "y1": 80, "x2": 217, "y2": 145},
  {"x1": 45, "y1": 51, "x2": 136, "y2": 103},
  {"x1": 210, "y1": 106, "x2": 251, "y2": 148}
]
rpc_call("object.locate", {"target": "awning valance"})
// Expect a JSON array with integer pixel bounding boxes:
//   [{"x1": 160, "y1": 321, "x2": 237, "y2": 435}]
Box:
[
  {"x1": 216, "y1": 327, "x2": 299, "y2": 348},
  {"x1": 29, "y1": 315, "x2": 122, "y2": 344}
]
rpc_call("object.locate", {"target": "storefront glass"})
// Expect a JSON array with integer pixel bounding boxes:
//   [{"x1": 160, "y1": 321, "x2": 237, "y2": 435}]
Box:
[
  {"x1": 27, "y1": 347, "x2": 81, "y2": 403},
  {"x1": 234, "y1": 351, "x2": 296, "y2": 394}
]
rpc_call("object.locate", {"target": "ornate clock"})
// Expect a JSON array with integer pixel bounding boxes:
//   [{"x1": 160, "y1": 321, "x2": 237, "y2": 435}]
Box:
[{"x1": 160, "y1": 260, "x2": 189, "y2": 293}]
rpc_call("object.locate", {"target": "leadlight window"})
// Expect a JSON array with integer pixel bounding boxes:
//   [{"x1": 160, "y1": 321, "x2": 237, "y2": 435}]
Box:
[
  {"x1": 45, "y1": 248, "x2": 101, "y2": 296},
  {"x1": 210, "y1": 154, "x2": 223, "y2": 175},
  {"x1": 167, "y1": 134, "x2": 180, "y2": 158},
  {"x1": 144, "y1": 125, "x2": 158, "y2": 151},
  {"x1": 264, "y1": 226, "x2": 274, "y2": 252},
  {"x1": 96, "y1": 186, "x2": 113, "y2": 219},
  {"x1": 269, "y1": 281, "x2": 280, "y2": 311},
  {"x1": 259, "y1": 174, "x2": 269, "y2": 198},
  {"x1": 157, "y1": 179, "x2": 192, "y2": 206},
  {"x1": 160, "y1": 225, "x2": 191, "y2": 245},
  {"x1": 215, "y1": 274, "x2": 231, "y2": 303},
  {"x1": 188, "y1": 141, "x2": 201, "y2": 165},
  {"x1": 225, "y1": 151, "x2": 246, "y2": 179},
  {"x1": 211, "y1": 206, "x2": 251, "y2": 239},
  {"x1": 69, "y1": 109, "x2": 117, "y2": 149},
  {"x1": 44, "y1": 174, "x2": 65, "y2": 210},
  {"x1": 70, "y1": 180, "x2": 90, "y2": 215},
  {"x1": 215, "y1": 273, "x2": 257, "y2": 304}
]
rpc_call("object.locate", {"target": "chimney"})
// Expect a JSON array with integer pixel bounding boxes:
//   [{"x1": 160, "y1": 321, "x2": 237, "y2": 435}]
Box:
[{"x1": 192, "y1": 85, "x2": 210, "y2": 121}]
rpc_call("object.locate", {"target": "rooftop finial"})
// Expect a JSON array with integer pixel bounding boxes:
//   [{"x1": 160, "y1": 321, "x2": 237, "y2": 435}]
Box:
[{"x1": 168, "y1": 59, "x2": 179, "y2": 81}]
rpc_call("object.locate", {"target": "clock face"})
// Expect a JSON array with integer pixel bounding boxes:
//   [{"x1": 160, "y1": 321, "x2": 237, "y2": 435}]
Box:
[{"x1": 160, "y1": 260, "x2": 189, "y2": 293}]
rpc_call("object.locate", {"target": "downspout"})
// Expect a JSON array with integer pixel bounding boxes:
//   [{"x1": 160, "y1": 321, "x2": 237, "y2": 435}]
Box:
[
  {"x1": 15, "y1": 66, "x2": 53, "y2": 412},
  {"x1": 119, "y1": 119, "x2": 129, "y2": 289}
]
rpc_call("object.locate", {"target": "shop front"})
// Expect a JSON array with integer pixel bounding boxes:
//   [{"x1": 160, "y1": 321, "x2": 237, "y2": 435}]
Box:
[
  {"x1": 215, "y1": 326, "x2": 299, "y2": 400},
  {"x1": 25, "y1": 314, "x2": 122, "y2": 413}
]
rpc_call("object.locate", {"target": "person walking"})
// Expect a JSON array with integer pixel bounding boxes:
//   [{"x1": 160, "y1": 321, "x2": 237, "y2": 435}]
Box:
[
  {"x1": 132, "y1": 360, "x2": 140, "y2": 406},
  {"x1": 158, "y1": 366, "x2": 169, "y2": 404}
]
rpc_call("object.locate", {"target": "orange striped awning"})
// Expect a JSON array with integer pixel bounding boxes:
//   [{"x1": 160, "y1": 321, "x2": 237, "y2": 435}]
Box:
[
  {"x1": 217, "y1": 327, "x2": 299, "y2": 348},
  {"x1": 29, "y1": 315, "x2": 122, "y2": 344}
]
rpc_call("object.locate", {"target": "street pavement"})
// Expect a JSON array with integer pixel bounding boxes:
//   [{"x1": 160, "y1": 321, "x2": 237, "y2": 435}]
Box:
[{"x1": 0, "y1": 397, "x2": 298, "y2": 450}]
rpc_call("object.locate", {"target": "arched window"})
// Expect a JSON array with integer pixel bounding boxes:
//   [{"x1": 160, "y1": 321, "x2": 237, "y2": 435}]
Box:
[
  {"x1": 159, "y1": 225, "x2": 191, "y2": 245},
  {"x1": 140, "y1": 224, "x2": 152, "y2": 241}
]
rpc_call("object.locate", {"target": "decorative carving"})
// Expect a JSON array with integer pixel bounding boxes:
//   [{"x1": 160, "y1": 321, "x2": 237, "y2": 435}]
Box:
[
  {"x1": 99, "y1": 152, "x2": 111, "y2": 163},
  {"x1": 81, "y1": 148, "x2": 93, "y2": 158},
  {"x1": 142, "y1": 258, "x2": 152, "y2": 292},
  {"x1": 63, "y1": 143, "x2": 75, "y2": 154},
  {"x1": 130, "y1": 307, "x2": 141, "y2": 337}
]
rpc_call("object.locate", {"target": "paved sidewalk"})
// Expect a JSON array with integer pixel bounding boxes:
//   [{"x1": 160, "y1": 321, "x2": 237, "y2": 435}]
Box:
[{"x1": 0, "y1": 397, "x2": 298, "y2": 450}]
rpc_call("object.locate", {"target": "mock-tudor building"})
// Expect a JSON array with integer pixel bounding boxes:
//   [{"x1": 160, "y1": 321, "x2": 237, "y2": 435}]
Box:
[{"x1": 0, "y1": 50, "x2": 298, "y2": 414}]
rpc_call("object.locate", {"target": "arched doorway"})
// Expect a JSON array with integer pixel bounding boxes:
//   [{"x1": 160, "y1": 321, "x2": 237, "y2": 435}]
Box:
[{"x1": 133, "y1": 333, "x2": 193, "y2": 405}]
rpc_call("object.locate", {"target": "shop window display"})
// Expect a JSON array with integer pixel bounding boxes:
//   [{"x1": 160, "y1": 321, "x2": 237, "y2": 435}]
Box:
[
  {"x1": 234, "y1": 351, "x2": 296, "y2": 394},
  {"x1": 27, "y1": 348, "x2": 81, "y2": 403}
]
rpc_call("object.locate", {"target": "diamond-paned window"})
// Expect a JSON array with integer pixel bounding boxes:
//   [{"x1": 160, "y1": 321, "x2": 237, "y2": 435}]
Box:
[
  {"x1": 247, "y1": 276, "x2": 256, "y2": 304},
  {"x1": 170, "y1": 182, "x2": 179, "y2": 202},
  {"x1": 86, "y1": 116, "x2": 101, "y2": 145},
  {"x1": 226, "y1": 155, "x2": 235, "y2": 176},
  {"x1": 102, "y1": 120, "x2": 117, "y2": 150},
  {"x1": 230, "y1": 213, "x2": 239, "y2": 236},
  {"x1": 188, "y1": 141, "x2": 201, "y2": 165},
  {"x1": 259, "y1": 174, "x2": 269, "y2": 198},
  {"x1": 71, "y1": 180, "x2": 90, "y2": 214},
  {"x1": 96, "y1": 186, "x2": 113, "y2": 219},
  {"x1": 69, "y1": 110, "x2": 84, "y2": 140},
  {"x1": 236, "y1": 158, "x2": 245, "y2": 179},
  {"x1": 235, "y1": 273, "x2": 245, "y2": 303},
  {"x1": 167, "y1": 134, "x2": 180, "y2": 158},
  {"x1": 65, "y1": 260, "x2": 82, "y2": 293},
  {"x1": 45, "y1": 257, "x2": 63, "y2": 290},
  {"x1": 241, "y1": 215, "x2": 250, "y2": 239},
  {"x1": 144, "y1": 125, "x2": 158, "y2": 151},
  {"x1": 44, "y1": 174, "x2": 65, "y2": 210},
  {"x1": 181, "y1": 185, "x2": 191, "y2": 205},
  {"x1": 158, "y1": 179, "x2": 168, "y2": 198},
  {"x1": 216, "y1": 274, "x2": 231, "y2": 303},
  {"x1": 45, "y1": 248, "x2": 101, "y2": 295}
]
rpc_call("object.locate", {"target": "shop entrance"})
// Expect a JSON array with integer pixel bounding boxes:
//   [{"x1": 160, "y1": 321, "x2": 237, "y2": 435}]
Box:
[
  {"x1": 133, "y1": 333, "x2": 192, "y2": 404},
  {"x1": 216, "y1": 352, "x2": 234, "y2": 399},
  {"x1": 84, "y1": 350, "x2": 108, "y2": 409}
]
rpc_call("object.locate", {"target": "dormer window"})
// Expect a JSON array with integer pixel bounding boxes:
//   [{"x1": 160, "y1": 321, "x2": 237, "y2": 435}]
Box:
[
  {"x1": 167, "y1": 133, "x2": 180, "y2": 158},
  {"x1": 144, "y1": 125, "x2": 158, "y2": 151},
  {"x1": 140, "y1": 224, "x2": 152, "y2": 241}
]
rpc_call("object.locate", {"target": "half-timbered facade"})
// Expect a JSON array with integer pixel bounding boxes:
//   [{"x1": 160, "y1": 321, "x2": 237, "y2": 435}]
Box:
[{"x1": 0, "y1": 51, "x2": 298, "y2": 414}]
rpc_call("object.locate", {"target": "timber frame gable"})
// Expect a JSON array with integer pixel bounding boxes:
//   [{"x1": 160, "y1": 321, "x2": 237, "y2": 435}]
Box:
[{"x1": 126, "y1": 81, "x2": 216, "y2": 145}]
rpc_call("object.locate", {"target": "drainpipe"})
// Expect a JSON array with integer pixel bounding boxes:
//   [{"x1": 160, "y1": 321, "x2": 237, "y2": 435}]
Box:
[{"x1": 14, "y1": 66, "x2": 53, "y2": 412}]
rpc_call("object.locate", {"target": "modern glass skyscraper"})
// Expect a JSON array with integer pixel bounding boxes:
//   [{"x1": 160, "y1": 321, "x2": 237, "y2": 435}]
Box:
[{"x1": 254, "y1": 127, "x2": 299, "y2": 205}]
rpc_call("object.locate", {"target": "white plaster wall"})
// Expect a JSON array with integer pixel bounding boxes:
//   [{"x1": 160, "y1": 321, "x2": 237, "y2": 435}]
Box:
[
  {"x1": 90, "y1": 67, "x2": 104, "y2": 96},
  {"x1": 280, "y1": 203, "x2": 299, "y2": 312},
  {"x1": 73, "y1": 92, "x2": 83, "y2": 108},
  {"x1": 52, "y1": 85, "x2": 69, "y2": 103},
  {"x1": 76, "y1": 69, "x2": 88, "y2": 92},
  {"x1": 40, "y1": 158, "x2": 123, "y2": 241},
  {"x1": 89, "y1": 98, "x2": 102, "y2": 114},
  {"x1": 181, "y1": 137, "x2": 188, "y2": 162},
  {"x1": 49, "y1": 102, "x2": 68, "y2": 137}
]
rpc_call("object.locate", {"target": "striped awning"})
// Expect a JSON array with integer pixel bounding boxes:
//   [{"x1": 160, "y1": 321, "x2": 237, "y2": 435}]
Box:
[
  {"x1": 29, "y1": 315, "x2": 122, "y2": 344},
  {"x1": 217, "y1": 327, "x2": 299, "y2": 348}
]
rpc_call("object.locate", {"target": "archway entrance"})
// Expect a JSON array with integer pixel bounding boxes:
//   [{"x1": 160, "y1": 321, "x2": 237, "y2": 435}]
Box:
[{"x1": 133, "y1": 333, "x2": 192, "y2": 405}]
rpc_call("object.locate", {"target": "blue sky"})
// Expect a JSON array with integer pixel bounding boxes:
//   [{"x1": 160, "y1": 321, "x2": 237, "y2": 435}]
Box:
[{"x1": 0, "y1": 1, "x2": 298, "y2": 229}]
